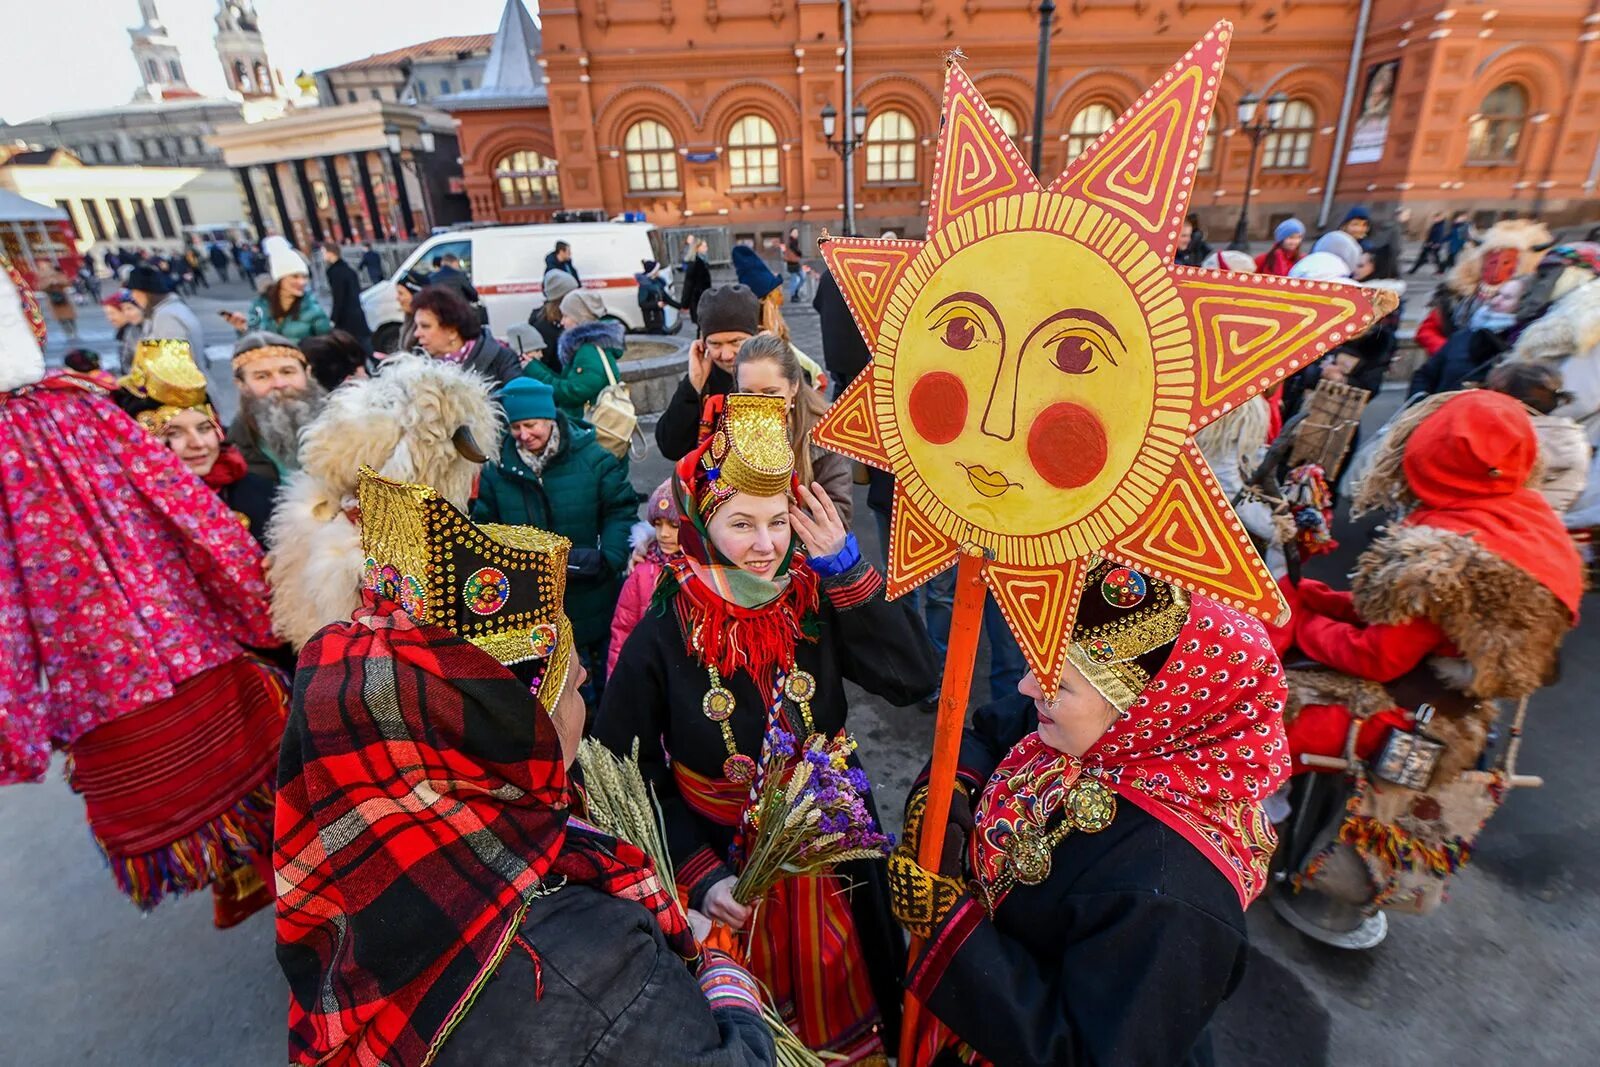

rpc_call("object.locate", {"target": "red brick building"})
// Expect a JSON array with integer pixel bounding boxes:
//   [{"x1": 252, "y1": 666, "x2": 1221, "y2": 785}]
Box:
[{"x1": 446, "y1": 1, "x2": 1600, "y2": 243}]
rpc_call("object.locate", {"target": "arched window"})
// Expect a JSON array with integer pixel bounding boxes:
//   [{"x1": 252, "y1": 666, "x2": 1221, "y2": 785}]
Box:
[
  {"x1": 146, "y1": 59, "x2": 160, "y2": 82},
  {"x1": 1066, "y1": 103, "x2": 1117, "y2": 161},
  {"x1": 991, "y1": 106, "x2": 1021, "y2": 140},
  {"x1": 495, "y1": 149, "x2": 561, "y2": 207},
  {"x1": 624, "y1": 119, "x2": 680, "y2": 193},
  {"x1": 1262, "y1": 99, "x2": 1316, "y2": 170},
  {"x1": 865, "y1": 109, "x2": 918, "y2": 184},
  {"x1": 254, "y1": 62, "x2": 271, "y2": 92},
  {"x1": 727, "y1": 115, "x2": 780, "y2": 189},
  {"x1": 168, "y1": 60, "x2": 183, "y2": 82},
  {"x1": 1198, "y1": 120, "x2": 1218, "y2": 172},
  {"x1": 1467, "y1": 83, "x2": 1528, "y2": 164},
  {"x1": 234, "y1": 60, "x2": 251, "y2": 92}
]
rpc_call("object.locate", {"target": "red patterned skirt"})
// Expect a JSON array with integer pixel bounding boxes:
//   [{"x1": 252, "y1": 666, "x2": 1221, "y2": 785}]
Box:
[{"x1": 67, "y1": 655, "x2": 289, "y2": 924}]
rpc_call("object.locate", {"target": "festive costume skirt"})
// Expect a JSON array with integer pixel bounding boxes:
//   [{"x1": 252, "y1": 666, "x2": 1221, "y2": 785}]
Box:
[
  {"x1": 0, "y1": 379, "x2": 275, "y2": 783},
  {"x1": 66, "y1": 655, "x2": 288, "y2": 923},
  {"x1": 675, "y1": 761, "x2": 888, "y2": 1065}
]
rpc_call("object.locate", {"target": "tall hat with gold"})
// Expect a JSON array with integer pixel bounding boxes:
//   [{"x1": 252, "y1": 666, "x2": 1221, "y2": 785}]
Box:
[
  {"x1": 356, "y1": 467, "x2": 575, "y2": 713},
  {"x1": 1067, "y1": 558, "x2": 1190, "y2": 713},
  {"x1": 672, "y1": 392, "x2": 796, "y2": 567},
  {"x1": 119, "y1": 339, "x2": 216, "y2": 434}
]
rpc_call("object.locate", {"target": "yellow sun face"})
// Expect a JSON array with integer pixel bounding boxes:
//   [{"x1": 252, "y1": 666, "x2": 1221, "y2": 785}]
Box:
[
  {"x1": 813, "y1": 23, "x2": 1398, "y2": 690},
  {"x1": 894, "y1": 220, "x2": 1162, "y2": 540}
]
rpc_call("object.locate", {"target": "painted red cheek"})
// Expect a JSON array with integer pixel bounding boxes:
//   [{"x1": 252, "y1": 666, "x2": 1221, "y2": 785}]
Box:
[
  {"x1": 1028, "y1": 402, "x2": 1108, "y2": 489},
  {"x1": 909, "y1": 371, "x2": 968, "y2": 445}
]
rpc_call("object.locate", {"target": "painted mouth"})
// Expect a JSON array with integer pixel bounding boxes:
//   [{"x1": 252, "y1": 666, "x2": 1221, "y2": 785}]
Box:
[{"x1": 958, "y1": 462, "x2": 1022, "y2": 499}]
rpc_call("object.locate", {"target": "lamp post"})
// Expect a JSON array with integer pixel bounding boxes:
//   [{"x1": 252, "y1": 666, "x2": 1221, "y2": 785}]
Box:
[
  {"x1": 1229, "y1": 91, "x2": 1287, "y2": 250},
  {"x1": 821, "y1": 102, "x2": 868, "y2": 236},
  {"x1": 385, "y1": 124, "x2": 437, "y2": 236},
  {"x1": 1031, "y1": 0, "x2": 1056, "y2": 175}
]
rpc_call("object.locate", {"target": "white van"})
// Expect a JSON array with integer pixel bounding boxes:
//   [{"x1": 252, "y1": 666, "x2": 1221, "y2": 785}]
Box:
[{"x1": 360, "y1": 221, "x2": 680, "y2": 350}]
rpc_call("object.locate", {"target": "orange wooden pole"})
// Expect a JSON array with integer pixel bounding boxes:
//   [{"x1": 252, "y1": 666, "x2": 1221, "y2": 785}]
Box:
[{"x1": 900, "y1": 544, "x2": 988, "y2": 1067}]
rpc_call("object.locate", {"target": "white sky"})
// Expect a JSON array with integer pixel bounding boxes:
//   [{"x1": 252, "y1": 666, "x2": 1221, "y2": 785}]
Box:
[{"x1": 0, "y1": 0, "x2": 519, "y2": 123}]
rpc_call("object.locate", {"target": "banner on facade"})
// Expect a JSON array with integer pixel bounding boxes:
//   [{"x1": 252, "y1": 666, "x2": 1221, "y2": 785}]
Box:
[{"x1": 1346, "y1": 59, "x2": 1398, "y2": 165}]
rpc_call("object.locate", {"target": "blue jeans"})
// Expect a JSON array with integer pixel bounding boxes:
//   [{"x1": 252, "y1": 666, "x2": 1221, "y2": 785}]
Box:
[
  {"x1": 786, "y1": 269, "x2": 805, "y2": 301},
  {"x1": 873, "y1": 511, "x2": 1025, "y2": 704}
]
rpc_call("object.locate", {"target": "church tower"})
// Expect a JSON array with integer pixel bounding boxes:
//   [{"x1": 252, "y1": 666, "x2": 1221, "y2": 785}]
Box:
[
  {"x1": 214, "y1": 1, "x2": 277, "y2": 100},
  {"x1": 129, "y1": 0, "x2": 192, "y2": 101}
]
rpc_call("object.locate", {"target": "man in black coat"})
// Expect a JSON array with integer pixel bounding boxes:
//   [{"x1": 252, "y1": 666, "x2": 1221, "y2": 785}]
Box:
[
  {"x1": 653, "y1": 285, "x2": 760, "y2": 460},
  {"x1": 427, "y1": 253, "x2": 479, "y2": 304},
  {"x1": 319, "y1": 241, "x2": 372, "y2": 351},
  {"x1": 359, "y1": 243, "x2": 384, "y2": 285},
  {"x1": 545, "y1": 240, "x2": 580, "y2": 282}
]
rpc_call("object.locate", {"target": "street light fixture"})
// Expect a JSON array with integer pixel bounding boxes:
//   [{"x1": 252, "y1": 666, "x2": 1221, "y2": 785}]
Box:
[
  {"x1": 1230, "y1": 90, "x2": 1288, "y2": 250},
  {"x1": 821, "y1": 102, "x2": 869, "y2": 235}
]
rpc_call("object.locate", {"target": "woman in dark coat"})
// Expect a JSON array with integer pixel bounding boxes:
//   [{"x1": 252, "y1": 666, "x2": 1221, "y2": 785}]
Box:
[
  {"x1": 276, "y1": 468, "x2": 774, "y2": 1067},
  {"x1": 529, "y1": 269, "x2": 580, "y2": 375},
  {"x1": 682, "y1": 238, "x2": 713, "y2": 326},
  {"x1": 889, "y1": 561, "x2": 1291, "y2": 1067},
  {"x1": 411, "y1": 284, "x2": 522, "y2": 386},
  {"x1": 595, "y1": 394, "x2": 937, "y2": 1064}
]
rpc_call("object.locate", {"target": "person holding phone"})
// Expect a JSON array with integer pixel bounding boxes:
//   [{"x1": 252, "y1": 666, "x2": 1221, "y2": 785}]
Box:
[{"x1": 654, "y1": 285, "x2": 763, "y2": 460}]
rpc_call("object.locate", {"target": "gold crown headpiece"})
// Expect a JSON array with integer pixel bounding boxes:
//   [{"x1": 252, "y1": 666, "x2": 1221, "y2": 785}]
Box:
[
  {"x1": 121, "y1": 339, "x2": 216, "y2": 434},
  {"x1": 1065, "y1": 559, "x2": 1191, "y2": 713},
  {"x1": 356, "y1": 467, "x2": 576, "y2": 714},
  {"x1": 698, "y1": 393, "x2": 794, "y2": 510}
]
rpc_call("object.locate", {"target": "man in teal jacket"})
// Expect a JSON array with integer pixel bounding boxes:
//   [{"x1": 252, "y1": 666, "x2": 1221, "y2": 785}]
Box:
[{"x1": 473, "y1": 378, "x2": 637, "y2": 699}]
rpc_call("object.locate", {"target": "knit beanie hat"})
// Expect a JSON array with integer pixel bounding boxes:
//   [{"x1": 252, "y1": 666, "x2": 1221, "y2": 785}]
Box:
[
  {"x1": 730, "y1": 245, "x2": 781, "y2": 299},
  {"x1": 559, "y1": 288, "x2": 607, "y2": 325},
  {"x1": 1274, "y1": 217, "x2": 1306, "y2": 243},
  {"x1": 264, "y1": 235, "x2": 310, "y2": 281},
  {"x1": 542, "y1": 269, "x2": 579, "y2": 307},
  {"x1": 1340, "y1": 205, "x2": 1372, "y2": 227},
  {"x1": 696, "y1": 284, "x2": 762, "y2": 338},
  {"x1": 501, "y1": 377, "x2": 559, "y2": 424},
  {"x1": 644, "y1": 477, "x2": 681, "y2": 524}
]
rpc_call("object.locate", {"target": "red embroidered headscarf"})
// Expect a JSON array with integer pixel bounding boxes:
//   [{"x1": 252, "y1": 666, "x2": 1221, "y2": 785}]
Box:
[
  {"x1": 1402, "y1": 390, "x2": 1584, "y2": 618},
  {"x1": 973, "y1": 581, "x2": 1290, "y2": 909},
  {"x1": 274, "y1": 597, "x2": 696, "y2": 1067}
]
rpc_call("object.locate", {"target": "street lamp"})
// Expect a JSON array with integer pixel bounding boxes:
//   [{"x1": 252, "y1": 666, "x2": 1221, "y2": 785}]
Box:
[
  {"x1": 821, "y1": 102, "x2": 868, "y2": 235},
  {"x1": 1031, "y1": 0, "x2": 1057, "y2": 175},
  {"x1": 1229, "y1": 90, "x2": 1288, "y2": 251}
]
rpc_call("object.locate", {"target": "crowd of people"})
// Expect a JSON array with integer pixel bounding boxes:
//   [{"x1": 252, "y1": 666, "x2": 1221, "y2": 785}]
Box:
[{"x1": 1, "y1": 181, "x2": 1593, "y2": 1066}]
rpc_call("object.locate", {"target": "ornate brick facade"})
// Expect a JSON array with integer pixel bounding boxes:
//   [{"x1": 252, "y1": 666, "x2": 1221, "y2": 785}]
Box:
[{"x1": 449, "y1": 1, "x2": 1600, "y2": 240}]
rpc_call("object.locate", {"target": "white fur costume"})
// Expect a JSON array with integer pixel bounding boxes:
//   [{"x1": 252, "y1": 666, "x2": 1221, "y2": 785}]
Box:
[
  {"x1": 1509, "y1": 278, "x2": 1600, "y2": 526},
  {"x1": 265, "y1": 355, "x2": 502, "y2": 647}
]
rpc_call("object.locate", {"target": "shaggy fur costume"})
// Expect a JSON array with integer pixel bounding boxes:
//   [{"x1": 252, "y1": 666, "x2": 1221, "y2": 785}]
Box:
[
  {"x1": 556, "y1": 319, "x2": 625, "y2": 370},
  {"x1": 265, "y1": 356, "x2": 501, "y2": 647},
  {"x1": 1444, "y1": 219, "x2": 1551, "y2": 298}
]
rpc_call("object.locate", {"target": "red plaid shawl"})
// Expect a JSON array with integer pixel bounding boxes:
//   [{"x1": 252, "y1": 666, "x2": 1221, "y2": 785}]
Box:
[{"x1": 275, "y1": 595, "x2": 697, "y2": 1067}]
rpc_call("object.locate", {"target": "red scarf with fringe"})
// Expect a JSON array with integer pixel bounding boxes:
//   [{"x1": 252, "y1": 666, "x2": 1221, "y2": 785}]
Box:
[{"x1": 667, "y1": 556, "x2": 820, "y2": 693}]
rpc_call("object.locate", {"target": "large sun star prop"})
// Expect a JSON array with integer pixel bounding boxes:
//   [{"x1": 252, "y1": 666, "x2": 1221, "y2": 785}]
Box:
[{"x1": 814, "y1": 21, "x2": 1397, "y2": 693}]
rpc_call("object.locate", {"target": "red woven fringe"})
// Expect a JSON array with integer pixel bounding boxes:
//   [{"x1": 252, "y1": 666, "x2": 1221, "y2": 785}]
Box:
[
  {"x1": 98, "y1": 778, "x2": 277, "y2": 911},
  {"x1": 672, "y1": 566, "x2": 820, "y2": 691}
]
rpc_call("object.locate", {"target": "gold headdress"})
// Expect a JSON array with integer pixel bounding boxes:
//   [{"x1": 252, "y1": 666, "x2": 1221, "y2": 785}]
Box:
[
  {"x1": 696, "y1": 393, "x2": 795, "y2": 514},
  {"x1": 1066, "y1": 558, "x2": 1191, "y2": 712},
  {"x1": 120, "y1": 339, "x2": 216, "y2": 434},
  {"x1": 357, "y1": 467, "x2": 576, "y2": 714}
]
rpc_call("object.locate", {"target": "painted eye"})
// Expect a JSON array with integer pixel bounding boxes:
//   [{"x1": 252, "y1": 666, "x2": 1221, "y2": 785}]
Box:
[
  {"x1": 940, "y1": 314, "x2": 981, "y2": 351},
  {"x1": 1048, "y1": 331, "x2": 1110, "y2": 375}
]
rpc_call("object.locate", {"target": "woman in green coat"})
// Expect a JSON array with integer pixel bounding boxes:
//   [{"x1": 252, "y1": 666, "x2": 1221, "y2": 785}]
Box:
[
  {"x1": 521, "y1": 289, "x2": 624, "y2": 422},
  {"x1": 473, "y1": 378, "x2": 638, "y2": 697}
]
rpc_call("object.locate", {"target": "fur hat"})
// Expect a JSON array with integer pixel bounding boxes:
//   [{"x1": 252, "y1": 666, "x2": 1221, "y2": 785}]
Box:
[
  {"x1": 264, "y1": 236, "x2": 310, "y2": 282},
  {"x1": 1445, "y1": 219, "x2": 1551, "y2": 297},
  {"x1": 264, "y1": 354, "x2": 502, "y2": 648}
]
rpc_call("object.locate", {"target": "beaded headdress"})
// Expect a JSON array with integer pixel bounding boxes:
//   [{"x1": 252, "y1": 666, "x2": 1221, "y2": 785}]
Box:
[
  {"x1": 694, "y1": 392, "x2": 794, "y2": 519},
  {"x1": 120, "y1": 339, "x2": 216, "y2": 434},
  {"x1": 357, "y1": 467, "x2": 575, "y2": 714},
  {"x1": 1066, "y1": 558, "x2": 1191, "y2": 713}
]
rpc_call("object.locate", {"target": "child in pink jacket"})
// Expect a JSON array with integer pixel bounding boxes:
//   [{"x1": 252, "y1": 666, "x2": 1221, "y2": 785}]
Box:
[{"x1": 607, "y1": 479, "x2": 681, "y2": 676}]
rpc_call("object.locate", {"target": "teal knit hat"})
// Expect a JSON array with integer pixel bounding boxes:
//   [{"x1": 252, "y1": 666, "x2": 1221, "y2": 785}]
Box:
[{"x1": 501, "y1": 377, "x2": 558, "y2": 423}]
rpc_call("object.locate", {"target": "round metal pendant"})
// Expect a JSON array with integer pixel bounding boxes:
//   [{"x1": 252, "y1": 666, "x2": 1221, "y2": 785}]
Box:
[
  {"x1": 701, "y1": 686, "x2": 736, "y2": 723},
  {"x1": 723, "y1": 754, "x2": 757, "y2": 784},
  {"x1": 1066, "y1": 777, "x2": 1118, "y2": 833},
  {"x1": 783, "y1": 670, "x2": 817, "y2": 704},
  {"x1": 1008, "y1": 824, "x2": 1055, "y2": 886}
]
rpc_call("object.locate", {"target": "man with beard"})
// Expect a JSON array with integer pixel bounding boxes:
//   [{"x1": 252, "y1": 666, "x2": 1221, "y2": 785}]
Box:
[{"x1": 227, "y1": 331, "x2": 327, "y2": 485}]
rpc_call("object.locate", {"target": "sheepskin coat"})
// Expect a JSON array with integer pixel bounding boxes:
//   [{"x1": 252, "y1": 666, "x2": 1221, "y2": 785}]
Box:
[{"x1": 265, "y1": 355, "x2": 501, "y2": 648}]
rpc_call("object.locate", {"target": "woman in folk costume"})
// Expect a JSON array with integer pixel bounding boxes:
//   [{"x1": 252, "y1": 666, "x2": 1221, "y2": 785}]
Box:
[
  {"x1": 887, "y1": 560, "x2": 1290, "y2": 1066},
  {"x1": 275, "y1": 469, "x2": 775, "y2": 1067},
  {"x1": 116, "y1": 339, "x2": 278, "y2": 546},
  {"x1": 1277, "y1": 390, "x2": 1583, "y2": 940},
  {"x1": 595, "y1": 393, "x2": 938, "y2": 1063},
  {"x1": 0, "y1": 258, "x2": 288, "y2": 927}
]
